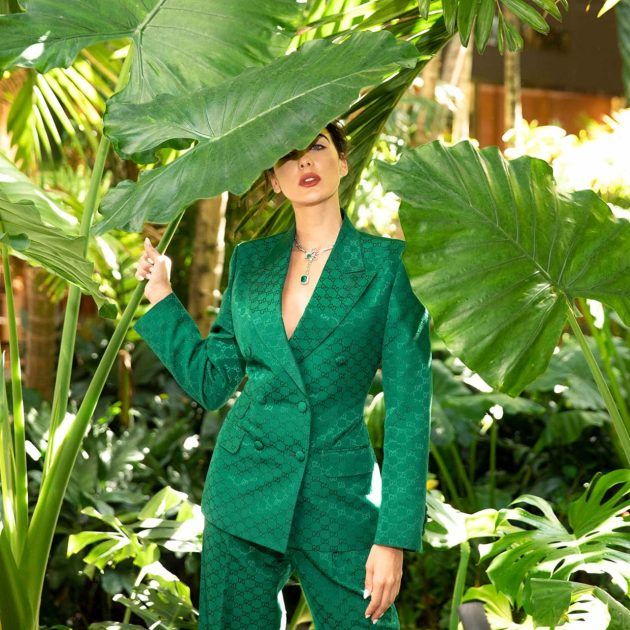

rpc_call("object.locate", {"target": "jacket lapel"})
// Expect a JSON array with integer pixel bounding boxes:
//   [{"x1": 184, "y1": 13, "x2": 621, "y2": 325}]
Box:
[{"x1": 246, "y1": 208, "x2": 376, "y2": 396}]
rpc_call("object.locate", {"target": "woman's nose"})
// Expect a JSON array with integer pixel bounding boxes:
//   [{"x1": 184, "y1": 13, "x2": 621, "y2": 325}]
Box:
[{"x1": 298, "y1": 154, "x2": 312, "y2": 167}]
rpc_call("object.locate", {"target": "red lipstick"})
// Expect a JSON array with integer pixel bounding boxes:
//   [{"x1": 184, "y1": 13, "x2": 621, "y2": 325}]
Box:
[{"x1": 299, "y1": 172, "x2": 321, "y2": 187}]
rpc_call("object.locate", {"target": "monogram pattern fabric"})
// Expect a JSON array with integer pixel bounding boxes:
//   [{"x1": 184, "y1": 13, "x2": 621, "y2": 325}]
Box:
[
  {"x1": 133, "y1": 208, "x2": 433, "y2": 554},
  {"x1": 199, "y1": 519, "x2": 400, "y2": 629}
]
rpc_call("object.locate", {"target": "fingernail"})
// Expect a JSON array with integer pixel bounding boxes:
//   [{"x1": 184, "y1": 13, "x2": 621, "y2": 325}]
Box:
[
  {"x1": 363, "y1": 588, "x2": 370, "y2": 599},
  {"x1": 144, "y1": 237, "x2": 149, "y2": 244},
  {"x1": 372, "y1": 618, "x2": 379, "y2": 624}
]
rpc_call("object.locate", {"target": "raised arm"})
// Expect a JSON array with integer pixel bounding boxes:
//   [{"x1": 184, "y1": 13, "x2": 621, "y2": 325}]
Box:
[{"x1": 133, "y1": 242, "x2": 246, "y2": 411}]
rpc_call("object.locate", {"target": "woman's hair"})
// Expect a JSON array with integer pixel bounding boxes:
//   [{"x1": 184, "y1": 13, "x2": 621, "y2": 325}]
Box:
[{"x1": 263, "y1": 118, "x2": 349, "y2": 195}]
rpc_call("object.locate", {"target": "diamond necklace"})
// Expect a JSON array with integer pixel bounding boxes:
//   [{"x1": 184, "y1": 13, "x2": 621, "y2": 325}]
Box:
[{"x1": 293, "y1": 236, "x2": 335, "y2": 285}]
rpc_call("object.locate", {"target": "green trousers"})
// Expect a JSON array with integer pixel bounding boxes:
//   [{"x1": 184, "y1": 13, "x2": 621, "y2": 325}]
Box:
[{"x1": 199, "y1": 518, "x2": 400, "y2": 629}]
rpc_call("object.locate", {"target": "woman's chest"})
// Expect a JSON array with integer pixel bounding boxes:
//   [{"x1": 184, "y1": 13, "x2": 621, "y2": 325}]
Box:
[{"x1": 281, "y1": 248, "x2": 333, "y2": 342}]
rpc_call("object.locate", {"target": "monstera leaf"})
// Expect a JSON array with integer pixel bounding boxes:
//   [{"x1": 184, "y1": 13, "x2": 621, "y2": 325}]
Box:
[
  {"x1": 461, "y1": 581, "x2": 625, "y2": 630},
  {"x1": 377, "y1": 139, "x2": 630, "y2": 395},
  {"x1": 479, "y1": 469, "x2": 630, "y2": 604},
  {"x1": 0, "y1": 193, "x2": 115, "y2": 317},
  {"x1": 0, "y1": 0, "x2": 301, "y2": 103},
  {"x1": 526, "y1": 578, "x2": 630, "y2": 629},
  {"x1": 90, "y1": 30, "x2": 418, "y2": 235}
]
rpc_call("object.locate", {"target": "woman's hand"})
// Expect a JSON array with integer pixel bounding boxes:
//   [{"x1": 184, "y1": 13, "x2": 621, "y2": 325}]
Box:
[
  {"x1": 363, "y1": 544, "x2": 403, "y2": 624},
  {"x1": 135, "y1": 237, "x2": 173, "y2": 305}
]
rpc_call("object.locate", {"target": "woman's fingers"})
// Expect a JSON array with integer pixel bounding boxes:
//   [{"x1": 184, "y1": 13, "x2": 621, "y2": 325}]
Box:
[
  {"x1": 136, "y1": 259, "x2": 151, "y2": 278},
  {"x1": 144, "y1": 237, "x2": 160, "y2": 259},
  {"x1": 136, "y1": 238, "x2": 172, "y2": 285}
]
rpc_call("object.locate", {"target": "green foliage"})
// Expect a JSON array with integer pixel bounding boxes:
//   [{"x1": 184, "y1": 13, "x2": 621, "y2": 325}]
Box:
[
  {"x1": 422, "y1": 471, "x2": 630, "y2": 627},
  {"x1": 91, "y1": 30, "x2": 418, "y2": 235},
  {"x1": 377, "y1": 139, "x2": 630, "y2": 394},
  {"x1": 0, "y1": 0, "x2": 302, "y2": 99}
]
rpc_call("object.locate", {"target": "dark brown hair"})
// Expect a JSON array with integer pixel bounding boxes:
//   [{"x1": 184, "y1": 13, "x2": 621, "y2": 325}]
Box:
[{"x1": 263, "y1": 118, "x2": 349, "y2": 195}]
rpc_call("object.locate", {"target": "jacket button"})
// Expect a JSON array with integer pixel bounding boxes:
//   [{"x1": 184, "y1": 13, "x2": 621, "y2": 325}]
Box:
[
  {"x1": 295, "y1": 450, "x2": 305, "y2": 461},
  {"x1": 298, "y1": 401, "x2": 308, "y2": 412},
  {"x1": 335, "y1": 354, "x2": 347, "y2": 365},
  {"x1": 254, "y1": 440, "x2": 264, "y2": 450}
]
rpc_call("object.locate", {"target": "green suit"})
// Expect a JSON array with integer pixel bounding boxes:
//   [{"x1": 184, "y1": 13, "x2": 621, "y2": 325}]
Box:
[{"x1": 133, "y1": 207, "x2": 432, "y2": 556}]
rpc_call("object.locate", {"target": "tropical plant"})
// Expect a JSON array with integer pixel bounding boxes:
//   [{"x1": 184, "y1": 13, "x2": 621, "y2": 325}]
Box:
[
  {"x1": 0, "y1": 8, "x2": 421, "y2": 630},
  {"x1": 0, "y1": 1, "x2": 592, "y2": 628},
  {"x1": 425, "y1": 470, "x2": 630, "y2": 629},
  {"x1": 376, "y1": 139, "x2": 630, "y2": 466},
  {"x1": 67, "y1": 487, "x2": 203, "y2": 628}
]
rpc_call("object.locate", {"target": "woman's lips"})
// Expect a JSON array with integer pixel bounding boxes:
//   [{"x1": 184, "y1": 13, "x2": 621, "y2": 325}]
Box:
[{"x1": 299, "y1": 176, "x2": 321, "y2": 187}]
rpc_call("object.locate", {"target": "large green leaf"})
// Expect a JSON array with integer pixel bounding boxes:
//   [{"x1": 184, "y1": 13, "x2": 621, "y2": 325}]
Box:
[
  {"x1": 0, "y1": 151, "x2": 79, "y2": 233},
  {"x1": 528, "y1": 578, "x2": 630, "y2": 630},
  {"x1": 90, "y1": 30, "x2": 418, "y2": 235},
  {"x1": 462, "y1": 582, "x2": 621, "y2": 630},
  {"x1": 479, "y1": 469, "x2": 630, "y2": 604},
  {"x1": 376, "y1": 139, "x2": 630, "y2": 395},
  {"x1": 0, "y1": 0, "x2": 301, "y2": 102},
  {"x1": 0, "y1": 193, "x2": 115, "y2": 317}
]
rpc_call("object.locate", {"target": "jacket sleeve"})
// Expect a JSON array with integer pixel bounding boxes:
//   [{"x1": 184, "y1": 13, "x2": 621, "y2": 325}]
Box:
[
  {"x1": 132, "y1": 242, "x2": 246, "y2": 411},
  {"x1": 373, "y1": 246, "x2": 432, "y2": 552}
]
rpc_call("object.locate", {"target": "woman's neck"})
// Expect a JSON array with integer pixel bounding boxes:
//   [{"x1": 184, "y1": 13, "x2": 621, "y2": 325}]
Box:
[{"x1": 292, "y1": 204, "x2": 343, "y2": 250}]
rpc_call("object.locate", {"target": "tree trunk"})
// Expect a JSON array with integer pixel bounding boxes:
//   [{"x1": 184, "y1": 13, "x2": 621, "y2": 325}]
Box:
[
  {"x1": 188, "y1": 193, "x2": 228, "y2": 337},
  {"x1": 411, "y1": 54, "x2": 441, "y2": 147},
  {"x1": 24, "y1": 265, "x2": 58, "y2": 401},
  {"x1": 504, "y1": 10, "x2": 523, "y2": 150},
  {"x1": 452, "y1": 33, "x2": 474, "y2": 143},
  {"x1": 442, "y1": 35, "x2": 475, "y2": 143}
]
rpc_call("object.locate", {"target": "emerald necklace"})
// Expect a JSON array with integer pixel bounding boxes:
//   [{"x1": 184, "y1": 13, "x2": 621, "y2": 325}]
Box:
[{"x1": 293, "y1": 236, "x2": 335, "y2": 285}]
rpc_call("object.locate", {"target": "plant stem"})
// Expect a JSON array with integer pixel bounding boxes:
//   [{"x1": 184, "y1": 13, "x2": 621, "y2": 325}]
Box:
[
  {"x1": 565, "y1": 298, "x2": 630, "y2": 466},
  {"x1": 1, "y1": 248, "x2": 27, "y2": 563},
  {"x1": 20, "y1": 213, "x2": 183, "y2": 627},
  {"x1": 288, "y1": 589, "x2": 310, "y2": 630},
  {"x1": 577, "y1": 298, "x2": 630, "y2": 424},
  {"x1": 489, "y1": 419, "x2": 497, "y2": 509},
  {"x1": 449, "y1": 540, "x2": 470, "y2": 630},
  {"x1": 468, "y1": 436, "x2": 477, "y2": 482},
  {"x1": 448, "y1": 442, "x2": 477, "y2": 509},
  {"x1": 430, "y1": 443, "x2": 460, "y2": 506},
  {"x1": 43, "y1": 46, "x2": 135, "y2": 480}
]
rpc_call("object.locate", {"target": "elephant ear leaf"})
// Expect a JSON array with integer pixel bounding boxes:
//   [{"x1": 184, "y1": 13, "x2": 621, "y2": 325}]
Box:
[
  {"x1": 90, "y1": 30, "x2": 419, "y2": 236},
  {"x1": 376, "y1": 139, "x2": 630, "y2": 395},
  {"x1": 0, "y1": 0, "x2": 302, "y2": 102},
  {"x1": 0, "y1": 194, "x2": 116, "y2": 319},
  {"x1": 0, "y1": 152, "x2": 80, "y2": 234}
]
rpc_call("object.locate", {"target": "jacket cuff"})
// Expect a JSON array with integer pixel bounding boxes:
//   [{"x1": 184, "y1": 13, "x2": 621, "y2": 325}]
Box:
[
  {"x1": 373, "y1": 522, "x2": 424, "y2": 553},
  {"x1": 133, "y1": 291, "x2": 181, "y2": 344}
]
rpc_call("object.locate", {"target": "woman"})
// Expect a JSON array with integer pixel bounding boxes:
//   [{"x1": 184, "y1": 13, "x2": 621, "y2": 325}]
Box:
[{"x1": 133, "y1": 119, "x2": 432, "y2": 629}]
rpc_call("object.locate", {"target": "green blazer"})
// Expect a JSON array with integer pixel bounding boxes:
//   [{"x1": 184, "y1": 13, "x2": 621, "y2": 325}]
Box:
[{"x1": 133, "y1": 207, "x2": 432, "y2": 554}]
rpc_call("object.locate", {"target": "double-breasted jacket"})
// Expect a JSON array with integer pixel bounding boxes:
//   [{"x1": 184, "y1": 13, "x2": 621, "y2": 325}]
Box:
[{"x1": 133, "y1": 207, "x2": 432, "y2": 554}]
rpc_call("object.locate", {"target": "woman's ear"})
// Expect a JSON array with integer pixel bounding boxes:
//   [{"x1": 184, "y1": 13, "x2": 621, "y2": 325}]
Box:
[
  {"x1": 339, "y1": 153, "x2": 349, "y2": 178},
  {"x1": 269, "y1": 169, "x2": 281, "y2": 193},
  {"x1": 264, "y1": 169, "x2": 279, "y2": 194}
]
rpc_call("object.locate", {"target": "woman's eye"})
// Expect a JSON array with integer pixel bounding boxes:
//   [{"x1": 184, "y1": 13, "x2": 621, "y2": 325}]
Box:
[{"x1": 279, "y1": 143, "x2": 325, "y2": 163}]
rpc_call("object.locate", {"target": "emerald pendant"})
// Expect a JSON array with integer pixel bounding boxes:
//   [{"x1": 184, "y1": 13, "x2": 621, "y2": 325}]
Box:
[{"x1": 300, "y1": 274, "x2": 309, "y2": 284}]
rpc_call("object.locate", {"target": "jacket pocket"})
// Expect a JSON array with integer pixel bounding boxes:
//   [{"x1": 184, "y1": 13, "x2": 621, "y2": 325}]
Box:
[
  {"x1": 231, "y1": 392, "x2": 251, "y2": 419},
  {"x1": 218, "y1": 420, "x2": 246, "y2": 454},
  {"x1": 321, "y1": 445, "x2": 375, "y2": 477}
]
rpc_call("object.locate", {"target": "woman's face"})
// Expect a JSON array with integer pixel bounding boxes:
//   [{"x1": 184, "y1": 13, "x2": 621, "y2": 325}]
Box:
[{"x1": 269, "y1": 128, "x2": 348, "y2": 204}]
